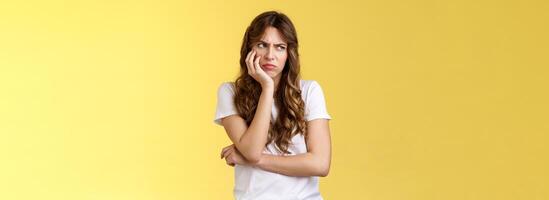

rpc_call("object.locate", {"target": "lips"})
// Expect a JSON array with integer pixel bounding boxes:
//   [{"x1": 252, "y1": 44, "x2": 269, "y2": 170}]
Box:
[{"x1": 261, "y1": 64, "x2": 276, "y2": 70}]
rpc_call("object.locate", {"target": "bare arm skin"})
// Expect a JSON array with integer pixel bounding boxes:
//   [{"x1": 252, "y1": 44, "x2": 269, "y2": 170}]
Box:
[
  {"x1": 221, "y1": 85, "x2": 273, "y2": 163},
  {"x1": 222, "y1": 119, "x2": 331, "y2": 177},
  {"x1": 221, "y1": 50, "x2": 275, "y2": 163},
  {"x1": 254, "y1": 119, "x2": 331, "y2": 177}
]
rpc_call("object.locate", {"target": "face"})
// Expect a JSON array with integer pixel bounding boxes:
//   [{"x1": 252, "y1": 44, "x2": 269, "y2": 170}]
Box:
[{"x1": 251, "y1": 26, "x2": 288, "y2": 80}]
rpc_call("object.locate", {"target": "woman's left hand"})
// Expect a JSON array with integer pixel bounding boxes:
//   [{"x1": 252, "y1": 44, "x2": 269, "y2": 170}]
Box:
[{"x1": 220, "y1": 144, "x2": 255, "y2": 167}]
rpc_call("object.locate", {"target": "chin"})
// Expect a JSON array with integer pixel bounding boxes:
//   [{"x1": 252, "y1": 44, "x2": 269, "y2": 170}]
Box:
[{"x1": 268, "y1": 72, "x2": 279, "y2": 78}]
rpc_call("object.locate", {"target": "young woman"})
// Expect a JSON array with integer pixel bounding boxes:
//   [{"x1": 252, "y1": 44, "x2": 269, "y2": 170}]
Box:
[{"x1": 214, "y1": 11, "x2": 332, "y2": 200}]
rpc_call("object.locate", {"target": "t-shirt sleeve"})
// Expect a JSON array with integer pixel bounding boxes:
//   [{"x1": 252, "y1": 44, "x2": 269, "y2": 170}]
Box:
[
  {"x1": 305, "y1": 81, "x2": 332, "y2": 121},
  {"x1": 213, "y1": 82, "x2": 238, "y2": 126}
]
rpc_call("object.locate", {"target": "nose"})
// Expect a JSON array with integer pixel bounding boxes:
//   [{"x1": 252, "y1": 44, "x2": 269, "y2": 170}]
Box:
[{"x1": 265, "y1": 46, "x2": 275, "y2": 61}]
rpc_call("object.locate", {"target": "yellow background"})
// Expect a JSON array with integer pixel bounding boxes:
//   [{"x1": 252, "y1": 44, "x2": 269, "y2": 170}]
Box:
[{"x1": 1, "y1": 0, "x2": 548, "y2": 199}]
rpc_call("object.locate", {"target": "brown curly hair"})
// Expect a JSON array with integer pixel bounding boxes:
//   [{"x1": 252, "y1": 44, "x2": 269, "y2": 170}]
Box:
[{"x1": 234, "y1": 11, "x2": 306, "y2": 155}]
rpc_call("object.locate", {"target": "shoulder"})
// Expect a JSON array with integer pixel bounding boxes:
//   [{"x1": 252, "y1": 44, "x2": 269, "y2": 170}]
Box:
[
  {"x1": 218, "y1": 81, "x2": 235, "y2": 89},
  {"x1": 299, "y1": 79, "x2": 327, "y2": 103},
  {"x1": 300, "y1": 79, "x2": 324, "y2": 94},
  {"x1": 300, "y1": 79, "x2": 319, "y2": 89},
  {"x1": 216, "y1": 82, "x2": 236, "y2": 100},
  {"x1": 217, "y1": 82, "x2": 235, "y2": 94},
  {"x1": 300, "y1": 79, "x2": 331, "y2": 121}
]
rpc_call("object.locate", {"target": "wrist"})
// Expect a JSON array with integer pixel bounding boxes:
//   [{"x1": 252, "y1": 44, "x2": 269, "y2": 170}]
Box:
[
  {"x1": 261, "y1": 84, "x2": 274, "y2": 93},
  {"x1": 253, "y1": 154, "x2": 266, "y2": 168}
]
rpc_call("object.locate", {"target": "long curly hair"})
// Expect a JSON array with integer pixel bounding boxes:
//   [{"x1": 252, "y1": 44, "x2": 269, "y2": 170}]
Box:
[{"x1": 234, "y1": 11, "x2": 306, "y2": 154}]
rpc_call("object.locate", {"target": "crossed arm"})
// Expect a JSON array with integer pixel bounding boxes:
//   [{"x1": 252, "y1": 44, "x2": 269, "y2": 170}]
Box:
[{"x1": 220, "y1": 114, "x2": 331, "y2": 177}]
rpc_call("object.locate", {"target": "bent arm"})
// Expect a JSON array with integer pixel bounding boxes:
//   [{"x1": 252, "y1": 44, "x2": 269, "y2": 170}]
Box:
[
  {"x1": 222, "y1": 85, "x2": 274, "y2": 163},
  {"x1": 255, "y1": 119, "x2": 331, "y2": 177}
]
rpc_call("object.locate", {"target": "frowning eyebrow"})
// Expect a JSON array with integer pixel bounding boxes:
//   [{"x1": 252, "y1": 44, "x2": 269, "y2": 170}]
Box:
[{"x1": 259, "y1": 40, "x2": 287, "y2": 46}]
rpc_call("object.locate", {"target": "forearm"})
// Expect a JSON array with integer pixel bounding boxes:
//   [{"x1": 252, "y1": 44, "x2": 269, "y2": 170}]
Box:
[
  {"x1": 255, "y1": 153, "x2": 330, "y2": 177},
  {"x1": 237, "y1": 86, "x2": 274, "y2": 162}
]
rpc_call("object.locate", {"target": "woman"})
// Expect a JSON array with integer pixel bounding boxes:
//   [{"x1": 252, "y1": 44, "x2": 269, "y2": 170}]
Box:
[{"x1": 214, "y1": 11, "x2": 332, "y2": 200}]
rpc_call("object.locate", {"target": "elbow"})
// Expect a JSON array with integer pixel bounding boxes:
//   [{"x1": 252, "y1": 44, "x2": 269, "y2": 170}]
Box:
[
  {"x1": 234, "y1": 143, "x2": 262, "y2": 164},
  {"x1": 317, "y1": 166, "x2": 330, "y2": 177},
  {"x1": 242, "y1": 151, "x2": 262, "y2": 164},
  {"x1": 309, "y1": 153, "x2": 331, "y2": 177},
  {"x1": 315, "y1": 162, "x2": 330, "y2": 177}
]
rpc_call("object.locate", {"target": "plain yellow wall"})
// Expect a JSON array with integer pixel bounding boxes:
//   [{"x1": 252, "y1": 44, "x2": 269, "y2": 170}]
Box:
[{"x1": 1, "y1": 0, "x2": 548, "y2": 199}]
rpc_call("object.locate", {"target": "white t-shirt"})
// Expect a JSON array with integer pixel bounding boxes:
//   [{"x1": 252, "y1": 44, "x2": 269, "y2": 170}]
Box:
[{"x1": 213, "y1": 80, "x2": 332, "y2": 200}]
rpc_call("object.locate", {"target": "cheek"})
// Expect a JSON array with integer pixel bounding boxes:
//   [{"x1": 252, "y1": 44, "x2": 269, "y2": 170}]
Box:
[
  {"x1": 253, "y1": 47, "x2": 267, "y2": 56},
  {"x1": 278, "y1": 53, "x2": 288, "y2": 66}
]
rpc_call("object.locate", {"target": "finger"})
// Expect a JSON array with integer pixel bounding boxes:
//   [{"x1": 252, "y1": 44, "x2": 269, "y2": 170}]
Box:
[
  {"x1": 225, "y1": 154, "x2": 235, "y2": 165},
  {"x1": 220, "y1": 147, "x2": 228, "y2": 158},
  {"x1": 254, "y1": 55, "x2": 262, "y2": 71},
  {"x1": 222, "y1": 148, "x2": 234, "y2": 159},
  {"x1": 220, "y1": 148, "x2": 226, "y2": 158},
  {"x1": 255, "y1": 56, "x2": 267, "y2": 76},
  {"x1": 249, "y1": 51, "x2": 257, "y2": 74},
  {"x1": 245, "y1": 51, "x2": 253, "y2": 72},
  {"x1": 220, "y1": 145, "x2": 233, "y2": 158},
  {"x1": 245, "y1": 50, "x2": 252, "y2": 64},
  {"x1": 248, "y1": 51, "x2": 256, "y2": 74},
  {"x1": 221, "y1": 146, "x2": 233, "y2": 159},
  {"x1": 220, "y1": 149, "x2": 226, "y2": 159},
  {"x1": 246, "y1": 50, "x2": 252, "y2": 69}
]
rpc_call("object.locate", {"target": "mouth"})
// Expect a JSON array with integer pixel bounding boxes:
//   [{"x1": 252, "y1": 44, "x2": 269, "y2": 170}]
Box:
[{"x1": 261, "y1": 64, "x2": 276, "y2": 71}]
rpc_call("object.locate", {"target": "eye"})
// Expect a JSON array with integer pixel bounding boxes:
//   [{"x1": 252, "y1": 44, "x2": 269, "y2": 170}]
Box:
[
  {"x1": 257, "y1": 43, "x2": 266, "y2": 48},
  {"x1": 277, "y1": 46, "x2": 286, "y2": 51}
]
